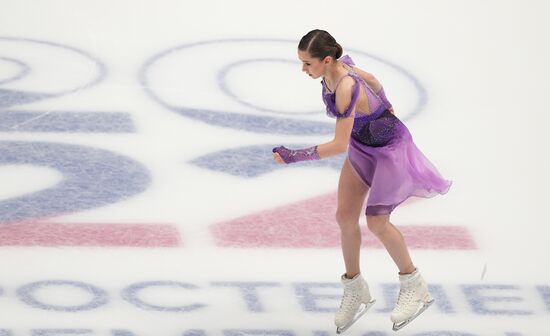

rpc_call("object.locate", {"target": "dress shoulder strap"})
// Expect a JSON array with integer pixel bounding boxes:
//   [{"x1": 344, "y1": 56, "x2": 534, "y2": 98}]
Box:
[
  {"x1": 332, "y1": 73, "x2": 352, "y2": 92},
  {"x1": 334, "y1": 74, "x2": 362, "y2": 118}
]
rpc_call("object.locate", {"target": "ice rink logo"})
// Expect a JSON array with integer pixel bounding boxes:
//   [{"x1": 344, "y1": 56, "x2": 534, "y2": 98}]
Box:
[{"x1": 0, "y1": 280, "x2": 547, "y2": 335}]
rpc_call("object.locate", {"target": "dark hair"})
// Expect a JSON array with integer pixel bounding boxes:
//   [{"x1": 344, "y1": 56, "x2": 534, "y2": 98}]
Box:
[{"x1": 298, "y1": 29, "x2": 343, "y2": 60}]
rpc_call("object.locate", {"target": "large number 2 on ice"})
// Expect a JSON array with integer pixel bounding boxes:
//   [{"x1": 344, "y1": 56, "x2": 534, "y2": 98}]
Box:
[{"x1": 0, "y1": 37, "x2": 150, "y2": 223}]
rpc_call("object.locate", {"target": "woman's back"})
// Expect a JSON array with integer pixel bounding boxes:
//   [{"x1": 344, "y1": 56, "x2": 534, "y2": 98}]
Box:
[{"x1": 322, "y1": 55, "x2": 387, "y2": 118}]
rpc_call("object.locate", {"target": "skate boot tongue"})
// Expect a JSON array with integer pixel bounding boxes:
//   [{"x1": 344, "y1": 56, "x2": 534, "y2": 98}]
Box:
[
  {"x1": 341, "y1": 273, "x2": 361, "y2": 281},
  {"x1": 398, "y1": 269, "x2": 419, "y2": 282},
  {"x1": 341, "y1": 273, "x2": 363, "y2": 286}
]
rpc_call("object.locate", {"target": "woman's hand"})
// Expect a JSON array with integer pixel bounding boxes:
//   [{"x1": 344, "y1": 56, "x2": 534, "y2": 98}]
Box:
[
  {"x1": 272, "y1": 145, "x2": 320, "y2": 164},
  {"x1": 273, "y1": 151, "x2": 285, "y2": 164}
]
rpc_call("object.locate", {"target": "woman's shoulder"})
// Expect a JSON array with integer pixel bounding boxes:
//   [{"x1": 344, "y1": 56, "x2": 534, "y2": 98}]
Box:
[{"x1": 335, "y1": 75, "x2": 357, "y2": 94}]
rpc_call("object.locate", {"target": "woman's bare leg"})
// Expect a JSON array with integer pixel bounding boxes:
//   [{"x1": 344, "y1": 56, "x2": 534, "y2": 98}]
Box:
[
  {"x1": 366, "y1": 215, "x2": 415, "y2": 274},
  {"x1": 336, "y1": 159, "x2": 369, "y2": 278}
]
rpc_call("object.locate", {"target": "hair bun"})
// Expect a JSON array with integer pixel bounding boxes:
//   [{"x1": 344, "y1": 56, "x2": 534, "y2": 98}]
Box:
[
  {"x1": 298, "y1": 29, "x2": 343, "y2": 61},
  {"x1": 335, "y1": 43, "x2": 343, "y2": 59}
]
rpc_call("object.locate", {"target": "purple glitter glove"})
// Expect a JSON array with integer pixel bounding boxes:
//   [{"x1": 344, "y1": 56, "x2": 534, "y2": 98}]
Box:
[
  {"x1": 377, "y1": 87, "x2": 392, "y2": 109},
  {"x1": 272, "y1": 145, "x2": 320, "y2": 164}
]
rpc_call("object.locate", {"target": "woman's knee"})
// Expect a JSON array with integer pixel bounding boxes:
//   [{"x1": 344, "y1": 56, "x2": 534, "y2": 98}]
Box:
[
  {"x1": 335, "y1": 209, "x2": 360, "y2": 233},
  {"x1": 366, "y1": 215, "x2": 390, "y2": 236}
]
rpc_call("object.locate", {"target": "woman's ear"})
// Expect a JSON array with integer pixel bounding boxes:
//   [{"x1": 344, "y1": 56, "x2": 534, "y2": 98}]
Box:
[{"x1": 323, "y1": 56, "x2": 332, "y2": 65}]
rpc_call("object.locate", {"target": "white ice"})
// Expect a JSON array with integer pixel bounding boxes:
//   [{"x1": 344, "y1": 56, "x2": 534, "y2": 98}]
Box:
[{"x1": 0, "y1": 0, "x2": 549, "y2": 335}]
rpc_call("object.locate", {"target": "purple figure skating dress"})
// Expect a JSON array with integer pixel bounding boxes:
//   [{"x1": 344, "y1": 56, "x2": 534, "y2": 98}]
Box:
[{"x1": 323, "y1": 55, "x2": 451, "y2": 216}]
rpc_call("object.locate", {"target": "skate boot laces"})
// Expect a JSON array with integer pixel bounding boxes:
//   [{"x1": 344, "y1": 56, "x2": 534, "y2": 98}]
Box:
[
  {"x1": 394, "y1": 283, "x2": 417, "y2": 312},
  {"x1": 339, "y1": 287, "x2": 361, "y2": 313}
]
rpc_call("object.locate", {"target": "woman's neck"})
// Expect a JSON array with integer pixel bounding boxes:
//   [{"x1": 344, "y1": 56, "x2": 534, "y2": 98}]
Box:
[{"x1": 324, "y1": 61, "x2": 348, "y2": 84}]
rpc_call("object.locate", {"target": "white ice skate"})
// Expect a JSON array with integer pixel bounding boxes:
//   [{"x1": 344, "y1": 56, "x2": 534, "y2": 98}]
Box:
[
  {"x1": 335, "y1": 273, "x2": 376, "y2": 334},
  {"x1": 391, "y1": 269, "x2": 434, "y2": 332}
]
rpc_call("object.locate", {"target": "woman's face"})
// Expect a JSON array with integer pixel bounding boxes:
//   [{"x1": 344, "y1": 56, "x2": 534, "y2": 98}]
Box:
[{"x1": 298, "y1": 49, "x2": 327, "y2": 79}]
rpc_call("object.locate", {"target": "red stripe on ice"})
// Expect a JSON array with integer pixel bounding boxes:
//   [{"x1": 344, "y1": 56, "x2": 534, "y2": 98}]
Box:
[
  {"x1": 212, "y1": 193, "x2": 476, "y2": 249},
  {"x1": 0, "y1": 222, "x2": 182, "y2": 247}
]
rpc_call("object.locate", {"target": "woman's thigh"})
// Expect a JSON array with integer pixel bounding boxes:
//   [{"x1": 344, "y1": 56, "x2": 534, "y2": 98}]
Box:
[{"x1": 337, "y1": 158, "x2": 369, "y2": 223}]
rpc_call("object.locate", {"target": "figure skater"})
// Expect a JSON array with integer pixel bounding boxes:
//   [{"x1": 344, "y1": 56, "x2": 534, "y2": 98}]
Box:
[{"x1": 273, "y1": 29, "x2": 451, "y2": 333}]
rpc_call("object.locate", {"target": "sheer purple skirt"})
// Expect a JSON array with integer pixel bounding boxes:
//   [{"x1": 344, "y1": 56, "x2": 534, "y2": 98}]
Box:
[{"x1": 347, "y1": 110, "x2": 451, "y2": 216}]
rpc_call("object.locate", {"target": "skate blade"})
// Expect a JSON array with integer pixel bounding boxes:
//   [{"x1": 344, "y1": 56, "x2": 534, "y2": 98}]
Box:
[
  {"x1": 336, "y1": 299, "x2": 376, "y2": 334},
  {"x1": 392, "y1": 299, "x2": 434, "y2": 332}
]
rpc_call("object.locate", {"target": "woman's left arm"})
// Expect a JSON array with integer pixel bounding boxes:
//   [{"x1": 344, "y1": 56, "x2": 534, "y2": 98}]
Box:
[{"x1": 273, "y1": 76, "x2": 357, "y2": 164}]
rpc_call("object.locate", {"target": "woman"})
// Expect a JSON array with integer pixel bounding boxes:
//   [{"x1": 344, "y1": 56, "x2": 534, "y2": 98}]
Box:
[{"x1": 273, "y1": 29, "x2": 451, "y2": 333}]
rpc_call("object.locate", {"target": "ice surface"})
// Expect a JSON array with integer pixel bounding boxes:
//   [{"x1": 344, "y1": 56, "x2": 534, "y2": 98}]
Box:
[{"x1": 0, "y1": 0, "x2": 549, "y2": 334}]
